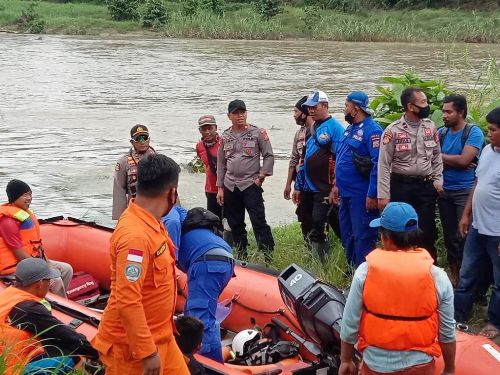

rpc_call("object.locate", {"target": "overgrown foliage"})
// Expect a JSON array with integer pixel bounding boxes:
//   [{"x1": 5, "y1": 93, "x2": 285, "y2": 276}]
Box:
[
  {"x1": 253, "y1": 0, "x2": 283, "y2": 20},
  {"x1": 142, "y1": 0, "x2": 169, "y2": 27},
  {"x1": 107, "y1": 0, "x2": 139, "y2": 21},
  {"x1": 17, "y1": 1, "x2": 45, "y2": 33}
]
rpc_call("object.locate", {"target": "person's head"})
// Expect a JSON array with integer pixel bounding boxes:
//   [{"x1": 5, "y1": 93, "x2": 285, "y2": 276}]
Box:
[
  {"x1": 303, "y1": 90, "x2": 329, "y2": 122},
  {"x1": 15, "y1": 258, "x2": 60, "y2": 298},
  {"x1": 136, "y1": 154, "x2": 181, "y2": 216},
  {"x1": 344, "y1": 91, "x2": 373, "y2": 124},
  {"x1": 227, "y1": 100, "x2": 248, "y2": 127},
  {"x1": 401, "y1": 88, "x2": 430, "y2": 119},
  {"x1": 294, "y1": 96, "x2": 309, "y2": 126},
  {"x1": 486, "y1": 107, "x2": 500, "y2": 148},
  {"x1": 370, "y1": 202, "x2": 422, "y2": 250},
  {"x1": 6, "y1": 179, "x2": 32, "y2": 210},
  {"x1": 442, "y1": 94, "x2": 468, "y2": 128},
  {"x1": 130, "y1": 124, "x2": 151, "y2": 154},
  {"x1": 198, "y1": 115, "x2": 218, "y2": 143},
  {"x1": 175, "y1": 316, "x2": 204, "y2": 355}
]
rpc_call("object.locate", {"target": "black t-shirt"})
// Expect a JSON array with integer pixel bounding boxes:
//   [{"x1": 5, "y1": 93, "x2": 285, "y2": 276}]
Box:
[{"x1": 9, "y1": 300, "x2": 99, "y2": 360}]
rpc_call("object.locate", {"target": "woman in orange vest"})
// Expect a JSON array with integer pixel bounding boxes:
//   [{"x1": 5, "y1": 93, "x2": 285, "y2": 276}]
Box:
[
  {"x1": 0, "y1": 258, "x2": 98, "y2": 375},
  {"x1": 0, "y1": 179, "x2": 73, "y2": 297},
  {"x1": 338, "y1": 202, "x2": 456, "y2": 375}
]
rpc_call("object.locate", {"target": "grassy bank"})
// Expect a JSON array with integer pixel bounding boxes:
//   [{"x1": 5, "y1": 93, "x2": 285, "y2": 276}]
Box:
[{"x1": 1, "y1": 1, "x2": 499, "y2": 42}]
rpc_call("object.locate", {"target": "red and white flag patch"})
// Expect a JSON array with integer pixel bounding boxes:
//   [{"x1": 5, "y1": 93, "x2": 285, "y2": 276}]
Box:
[{"x1": 127, "y1": 249, "x2": 144, "y2": 263}]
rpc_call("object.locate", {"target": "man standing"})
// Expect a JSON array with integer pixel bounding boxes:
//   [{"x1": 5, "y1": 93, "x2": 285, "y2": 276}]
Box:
[
  {"x1": 378, "y1": 88, "x2": 443, "y2": 261},
  {"x1": 438, "y1": 94, "x2": 484, "y2": 286},
  {"x1": 0, "y1": 179, "x2": 73, "y2": 297},
  {"x1": 284, "y1": 96, "x2": 314, "y2": 244},
  {"x1": 112, "y1": 124, "x2": 156, "y2": 220},
  {"x1": 332, "y1": 92, "x2": 382, "y2": 268},
  {"x1": 455, "y1": 107, "x2": 500, "y2": 341},
  {"x1": 196, "y1": 115, "x2": 222, "y2": 220},
  {"x1": 94, "y1": 154, "x2": 189, "y2": 375},
  {"x1": 216, "y1": 99, "x2": 274, "y2": 261},
  {"x1": 339, "y1": 202, "x2": 456, "y2": 375},
  {"x1": 293, "y1": 90, "x2": 345, "y2": 261}
]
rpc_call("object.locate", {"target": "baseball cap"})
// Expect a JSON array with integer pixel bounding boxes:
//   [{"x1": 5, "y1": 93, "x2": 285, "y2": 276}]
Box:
[
  {"x1": 347, "y1": 91, "x2": 374, "y2": 115},
  {"x1": 198, "y1": 115, "x2": 217, "y2": 128},
  {"x1": 303, "y1": 90, "x2": 329, "y2": 107},
  {"x1": 369, "y1": 202, "x2": 419, "y2": 232},
  {"x1": 228, "y1": 100, "x2": 247, "y2": 113},
  {"x1": 295, "y1": 96, "x2": 309, "y2": 116},
  {"x1": 15, "y1": 258, "x2": 60, "y2": 287},
  {"x1": 130, "y1": 124, "x2": 149, "y2": 139}
]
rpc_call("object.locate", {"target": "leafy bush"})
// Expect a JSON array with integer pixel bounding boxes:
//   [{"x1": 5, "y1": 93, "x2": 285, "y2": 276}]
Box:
[
  {"x1": 107, "y1": 0, "x2": 140, "y2": 21},
  {"x1": 200, "y1": 0, "x2": 225, "y2": 15},
  {"x1": 301, "y1": 5, "x2": 321, "y2": 33},
  {"x1": 17, "y1": 1, "x2": 45, "y2": 34},
  {"x1": 142, "y1": 0, "x2": 169, "y2": 27},
  {"x1": 370, "y1": 70, "x2": 449, "y2": 127},
  {"x1": 182, "y1": 0, "x2": 200, "y2": 16},
  {"x1": 253, "y1": 0, "x2": 284, "y2": 21}
]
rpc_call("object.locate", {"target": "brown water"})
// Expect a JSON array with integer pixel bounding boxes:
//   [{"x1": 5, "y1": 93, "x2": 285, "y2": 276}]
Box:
[{"x1": 0, "y1": 35, "x2": 499, "y2": 227}]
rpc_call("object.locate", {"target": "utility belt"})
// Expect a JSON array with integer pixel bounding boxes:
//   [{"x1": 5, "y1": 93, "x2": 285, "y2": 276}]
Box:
[
  {"x1": 193, "y1": 248, "x2": 234, "y2": 265},
  {"x1": 391, "y1": 173, "x2": 433, "y2": 185}
]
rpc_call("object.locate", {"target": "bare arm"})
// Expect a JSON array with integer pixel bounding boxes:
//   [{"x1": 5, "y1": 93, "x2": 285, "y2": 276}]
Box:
[
  {"x1": 458, "y1": 180, "x2": 476, "y2": 237},
  {"x1": 439, "y1": 341, "x2": 456, "y2": 375},
  {"x1": 442, "y1": 145, "x2": 479, "y2": 169}
]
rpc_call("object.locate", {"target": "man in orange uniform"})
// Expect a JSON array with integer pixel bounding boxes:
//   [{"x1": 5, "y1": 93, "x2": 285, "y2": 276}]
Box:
[
  {"x1": 94, "y1": 154, "x2": 189, "y2": 375},
  {"x1": 339, "y1": 202, "x2": 456, "y2": 375}
]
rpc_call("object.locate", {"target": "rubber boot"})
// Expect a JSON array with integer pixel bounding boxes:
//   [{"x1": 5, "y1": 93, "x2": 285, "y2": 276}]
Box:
[{"x1": 311, "y1": 241, "x2": 331, "y2": 263}]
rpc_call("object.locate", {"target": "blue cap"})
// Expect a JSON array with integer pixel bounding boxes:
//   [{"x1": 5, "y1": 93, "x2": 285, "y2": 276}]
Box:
[
  {"x1": 369, "y1": 202, "x2": 419, "y2": 232},
  {"x1": 303, "y1": 90, "x2": 328, "y2": 107},
  {"x1": 347, "y1": 91, "x2": 373, "y2": 115}
]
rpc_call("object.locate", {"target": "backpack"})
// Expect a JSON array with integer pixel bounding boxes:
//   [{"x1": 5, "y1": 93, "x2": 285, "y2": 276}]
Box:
[
  {"x1": 181, "y1": 207, "x2": 221, "y2": 235},
  {"x1": 66, "y1": 272, "x2": 100, "y2": 306}
]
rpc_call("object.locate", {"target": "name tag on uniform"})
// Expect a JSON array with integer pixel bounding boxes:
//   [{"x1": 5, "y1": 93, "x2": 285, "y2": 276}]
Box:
[
  {"x1": 396, "y1": 143, "x2": 412, "y2": 152},
  {"x1": 353, "y1": 135, "x2": 363, "y2": 141},
  {"x1": 223, "y1": 143, "x2": 233, "y2": 151},
  {"x1": 424, "y1": 140, "x2": 437, "y2": 148},
  {"x1": 242, "y1": 140, "x2": 255, "y2": 148}
]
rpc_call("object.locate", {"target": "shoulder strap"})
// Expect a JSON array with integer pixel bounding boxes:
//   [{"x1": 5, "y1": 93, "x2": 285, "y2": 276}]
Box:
[
  {"x1": 439, "y1": 126, "x2": 448, "y2": 147},
  {"x1": 461, "y1": 124, "x2": 473, "y2": 149}
]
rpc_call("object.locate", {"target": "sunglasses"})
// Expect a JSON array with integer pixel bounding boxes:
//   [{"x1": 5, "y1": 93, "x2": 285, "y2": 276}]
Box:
[{"x1": 133, "y1": 135, "x2": 149, "y2": 143}]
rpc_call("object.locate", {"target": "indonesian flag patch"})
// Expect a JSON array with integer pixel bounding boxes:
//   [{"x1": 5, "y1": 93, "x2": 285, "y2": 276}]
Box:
[{"x1": 127, "y1": 249, "x2": 144, "y2": 263}]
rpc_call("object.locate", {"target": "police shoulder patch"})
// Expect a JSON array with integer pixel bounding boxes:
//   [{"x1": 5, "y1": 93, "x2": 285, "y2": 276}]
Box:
[
  {"x1": 259, "y1": 128, "x2": 269, "y2": 141},
  {"x1": 382, "y1": 132, "x2": 393, "y2": 145},
  {"x1": 125, "y1": 263, "x2": 142, "y2": 282}
]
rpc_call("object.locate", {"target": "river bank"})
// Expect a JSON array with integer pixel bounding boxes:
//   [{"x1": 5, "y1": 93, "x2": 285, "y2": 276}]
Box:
[{"x1": 1, "y1": 1, "x2": 500, "y2": 43}]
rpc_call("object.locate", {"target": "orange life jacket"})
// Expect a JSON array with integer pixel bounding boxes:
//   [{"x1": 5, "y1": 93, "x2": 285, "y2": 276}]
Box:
[
  {"x1": 358, "y1": 248, "x2": 441, "y2": 357},
  {"x1": 0, "y1": 286, "x2": 46, "y2": 374},
  {"x1": 0, "y1": 204, "x2": 43, "y2": 275}
]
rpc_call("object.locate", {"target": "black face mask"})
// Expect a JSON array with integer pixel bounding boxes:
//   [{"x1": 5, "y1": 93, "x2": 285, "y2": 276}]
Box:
[
  {"x1": 344, "y1": 113, "x2": 355, "y2": 124},
  {"x1": 414, "y1": 104, "x2": 431, "y2": 119}
]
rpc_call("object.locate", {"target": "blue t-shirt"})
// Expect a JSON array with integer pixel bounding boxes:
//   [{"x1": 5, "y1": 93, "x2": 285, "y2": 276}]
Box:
[{"x1": 439, "y1": 125, "x2": 484, "y2": 190}]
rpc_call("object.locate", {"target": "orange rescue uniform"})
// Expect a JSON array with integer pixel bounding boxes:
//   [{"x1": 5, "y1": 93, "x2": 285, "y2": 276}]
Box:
[
  {"x1": 358, "y1": 248, "x2": 441, "y2": 357},
  {"x1": 0, "y1": 204, "x2": 43, "y2": 275},
  {"x1": 93, "y1": 201, "x2": 189, "y2": 375}
]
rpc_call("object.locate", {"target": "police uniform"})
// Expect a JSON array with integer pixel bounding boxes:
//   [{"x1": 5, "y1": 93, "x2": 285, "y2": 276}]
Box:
[
  {"x1": 216, "y1": 124, "x2": 274, "y2": 259},
  {"x1": 377, "y1": 116, "x2": 443, "y2": 260},
  {"x1": 335, "y1": 116, "x2": 382, "y2": 267},
  {"x1": 112, "y1": 147, "x2": 155, "y2": 220},
  {"x1": 294, "y1": 116, "x2": 344, "y2": 261},
  {"x1": 93, "y1": 200, "x2": 189, "y2": 375}
]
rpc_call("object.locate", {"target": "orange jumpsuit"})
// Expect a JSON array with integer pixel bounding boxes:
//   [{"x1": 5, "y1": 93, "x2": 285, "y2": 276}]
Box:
[{"x1": 93, "y1": 201, "x2": 189, "y2": 375}]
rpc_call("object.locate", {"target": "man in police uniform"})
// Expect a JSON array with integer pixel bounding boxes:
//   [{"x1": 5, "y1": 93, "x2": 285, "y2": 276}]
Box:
[
  {"x1": 332, "y1": 92, "x2": 383, "y2": 268},
  {"x1": 216, "y1": 99, "x2": 274, "y2": 261},
  {"x1": 293, "y1": 90, "x2": 345, "y2": 262},
  {"x1": 112, "y1": 124, "x2": 156, "y2": 220},
  {"x1": 377, "y1": 88, "x2": 443, "y2": 261}
]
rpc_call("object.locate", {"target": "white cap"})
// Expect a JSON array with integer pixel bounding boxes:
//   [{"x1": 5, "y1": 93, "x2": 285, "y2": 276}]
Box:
[{"x1": 303, "y1": 90, "x2": 329, "y2": 107}]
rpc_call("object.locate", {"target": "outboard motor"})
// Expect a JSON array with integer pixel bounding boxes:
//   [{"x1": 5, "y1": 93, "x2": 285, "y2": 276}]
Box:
[{"x1": 278, "y1": 263, "x2": 346, "y2": 353}]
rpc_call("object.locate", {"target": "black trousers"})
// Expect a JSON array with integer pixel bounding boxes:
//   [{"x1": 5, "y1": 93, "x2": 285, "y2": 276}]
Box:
[
  {"x1": 297, "y1": 191, "x2": 331, "y2": 243},
  {"x1": 296, "y1": 195, "x2": 341, "y2": 243},
  {"x1": 224, "y1": 185, "x2": 274, "y2": 259},
  {"x1": 390, "y1": 175, "x2": 438, "y2": 261},
  {"x1": 437, "y1": 188, "x2": 471, "y2": 266},
  {"x1": 206, "y1": 192, "x2": 222, "y2": 221}
]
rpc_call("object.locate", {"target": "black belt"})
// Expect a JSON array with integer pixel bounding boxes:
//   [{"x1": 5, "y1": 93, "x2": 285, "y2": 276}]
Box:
[
  {"x1": 391, "y1": 173, "x2": 432, "y2": 184},
  {"x1": 193, "y1": 254, "x2": 234, "y2": 264}
]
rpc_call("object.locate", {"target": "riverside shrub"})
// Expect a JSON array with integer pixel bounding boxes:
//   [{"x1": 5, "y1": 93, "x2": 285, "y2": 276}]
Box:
[
  {"x1": 253, "y1": 0, "x2": 284, "y2": 20},
  {"x1": 107, "y1": 0, "x2": 140, "y2": 21},
  {"x1": 142, "y1": 0, "x2": 169, "y2": 27},
  {"x1": 17, "y1": 1, "x2": 45, "y2": 34}
]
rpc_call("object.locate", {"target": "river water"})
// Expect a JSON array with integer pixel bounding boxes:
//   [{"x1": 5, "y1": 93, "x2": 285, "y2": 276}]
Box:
[{"x1": 0, "y1": 35, "x2": 499, "y2": 228}]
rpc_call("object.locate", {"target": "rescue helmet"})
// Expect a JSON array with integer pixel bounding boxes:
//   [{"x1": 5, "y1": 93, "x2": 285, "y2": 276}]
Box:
[{"x1": 232, "y1": 329, "x2": 261, "y2": 357}]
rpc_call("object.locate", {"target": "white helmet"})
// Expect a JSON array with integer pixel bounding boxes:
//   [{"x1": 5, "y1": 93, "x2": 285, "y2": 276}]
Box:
[{"x1": 232, "y1": 329, "x2": 261, "y2": 357}]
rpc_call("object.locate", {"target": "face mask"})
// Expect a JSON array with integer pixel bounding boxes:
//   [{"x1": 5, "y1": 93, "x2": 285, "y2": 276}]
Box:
[
  {"x1": 414, "y1": 104, "x2": 430, "y2": 119},
  {"x1": 344, "y1": 113, "x2": 355, "y2": 124}
]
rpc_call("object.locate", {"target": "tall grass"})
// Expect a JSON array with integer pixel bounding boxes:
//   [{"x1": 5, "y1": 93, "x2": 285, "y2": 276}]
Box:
[{"x1": 1, "y1": 1, "x2": 499, "y2": 42}]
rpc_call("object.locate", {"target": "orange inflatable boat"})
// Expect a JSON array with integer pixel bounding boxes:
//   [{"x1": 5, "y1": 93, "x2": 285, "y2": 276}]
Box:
[{"x1": 1, "y1": 216, "x2": 499, "y2": 374}]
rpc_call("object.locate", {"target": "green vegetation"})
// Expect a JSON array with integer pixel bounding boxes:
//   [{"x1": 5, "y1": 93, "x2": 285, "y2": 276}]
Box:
[{"x1": 0, "y1": 1, "x2": 499, "y2": 42}]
